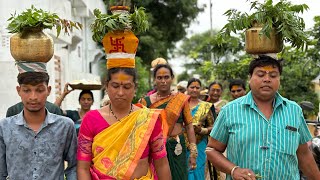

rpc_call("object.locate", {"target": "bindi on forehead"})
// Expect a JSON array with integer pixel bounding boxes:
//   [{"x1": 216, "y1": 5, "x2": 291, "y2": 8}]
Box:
[
  {"x1": 190, "y1": 82, "x2": 200, "y2": 87},
  {"x1": 117, "y1": 74, "x2": 131, "y2": 81},
  {"x1": 231, "y1": 85, "x2": 241, "y2": 91},
  {"x1": 212, "y1": 84, "x2": 221, "y2": 89},
  {"x1": 261, "y1": 65, "x2": 276, "y2": 72},
  {"x1": 158, "y1": 69, "x2": 168, "y2": 76}
]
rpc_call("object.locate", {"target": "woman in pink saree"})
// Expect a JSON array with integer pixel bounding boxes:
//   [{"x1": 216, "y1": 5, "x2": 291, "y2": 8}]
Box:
[{"x1": 77, "y1": 68, "x2": 171, "y2": 180}]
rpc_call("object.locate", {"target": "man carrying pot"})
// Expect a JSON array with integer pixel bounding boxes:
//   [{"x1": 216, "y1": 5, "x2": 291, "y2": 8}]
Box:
[
  {"x1": 0, "y1": 62, "x2": 77, "y2": 179},
  {"x1": 206, "y1": 55, "x2": 320, "y2": 180}
]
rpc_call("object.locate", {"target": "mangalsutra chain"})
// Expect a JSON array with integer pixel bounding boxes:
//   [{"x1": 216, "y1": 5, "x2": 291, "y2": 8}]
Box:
[
  {"x1": 156, "y1": 92, "x2": 172, "y2": 99},
  {"x1": 109, "y1": 104, "x2": 133, "y2": 121}
]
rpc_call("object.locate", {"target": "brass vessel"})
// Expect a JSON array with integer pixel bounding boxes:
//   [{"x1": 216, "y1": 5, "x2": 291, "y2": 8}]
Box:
[
  {"x1": 245, "y1": 23, "x2": 283, "y2": 54},
  {"x1": 10, "y1": 28, "x2": 54, "y2": 62}
]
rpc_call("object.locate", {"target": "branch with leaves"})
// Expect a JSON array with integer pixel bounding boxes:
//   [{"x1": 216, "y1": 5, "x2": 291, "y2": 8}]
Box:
[
  {"x1": 7, "y1": 5, "x2": 82, "y2": 37},
  {"x1": 219, "y1": 0, "x2": 309, "y2": 49}
]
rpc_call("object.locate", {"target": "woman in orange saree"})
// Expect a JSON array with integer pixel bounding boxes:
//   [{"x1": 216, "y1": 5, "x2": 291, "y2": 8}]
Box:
[
  {"x1": 77, "y1": 68, "x2": 171, "y2": 180},
  {"x1": 140, "y1": 64, "x2": 197, "y2": 180}
]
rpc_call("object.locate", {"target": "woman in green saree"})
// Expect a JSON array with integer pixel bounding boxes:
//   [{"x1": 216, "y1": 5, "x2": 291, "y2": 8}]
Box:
[{"x1": 140, "y1": 64, "x2": 198, "y2": 180}]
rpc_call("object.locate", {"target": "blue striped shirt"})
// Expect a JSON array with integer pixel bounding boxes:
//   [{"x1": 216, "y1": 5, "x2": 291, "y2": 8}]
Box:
[{"x1": 210, "y1": 91, "x2": 312, "y2": 180}]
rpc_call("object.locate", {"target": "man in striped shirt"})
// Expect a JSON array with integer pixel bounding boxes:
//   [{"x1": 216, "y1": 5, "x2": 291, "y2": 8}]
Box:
[{"x1": 206, "y1": 55, "x2": 320, "y2": 180}]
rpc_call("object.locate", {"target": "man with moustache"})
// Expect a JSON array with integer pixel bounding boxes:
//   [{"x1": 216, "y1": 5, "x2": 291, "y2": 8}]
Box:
[
  {"x1": 206, "y1": 55, "x2": 320, "y2": 180},
  {"x1": 0, "y1": 70, "x2": 77, "y2": 180}
]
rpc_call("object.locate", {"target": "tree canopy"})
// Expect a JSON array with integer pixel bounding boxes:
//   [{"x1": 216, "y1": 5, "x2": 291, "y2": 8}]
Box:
[{"x1": 178, "y1": 16, "x2": 320, "y2": 115}]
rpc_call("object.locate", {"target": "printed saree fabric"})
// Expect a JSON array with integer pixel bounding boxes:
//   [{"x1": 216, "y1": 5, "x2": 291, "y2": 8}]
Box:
[
  {"x1": 141, "y1": 92, "x2": 193, "y2": 136},
  {"x1": 141, "y1": 92, "x2": 193, "y2": 180},
  {"x1": 186, "y1": 101, "x2": 216, "y2": 180},
  {"x1": 77, "y1": 108, "x2": 166, "y2": 180},
  {"x1": 191, "y1": 101, "x2": 215, "y2": 143}
]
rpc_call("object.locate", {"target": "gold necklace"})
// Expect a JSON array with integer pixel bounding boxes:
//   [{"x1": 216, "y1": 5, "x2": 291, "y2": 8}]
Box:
[
  {"x1": 156, "y1": 92, "x2": 172, "y2": 99},
  {"x1": 109, "y1": 104, "x2": 133, "y2": 121}
]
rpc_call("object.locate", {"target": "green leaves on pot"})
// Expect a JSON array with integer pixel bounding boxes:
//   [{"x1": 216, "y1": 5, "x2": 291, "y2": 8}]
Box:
[
  {"x1": 219, "y1": 0, "x2": 310, "y2": 49},
  {"x1": 130, "y1": 7, "x2": 149, "y2": 34},
  {"x1": 90, "y1": 7, "x2": 149, "y2": 42},
  {"x1": 7, "y1": 5, "x2": 82, "y2": 37}
]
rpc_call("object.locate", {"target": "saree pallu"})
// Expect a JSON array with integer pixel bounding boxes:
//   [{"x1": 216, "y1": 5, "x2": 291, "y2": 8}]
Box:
[
  {"x1": 186, "y1": 101, "x2": 215, "y2": 180},
  {"x1": 90, "y1": 108, "x2": 161, "y2": 180},
  {"x1": 167, "y1": 134, "x2": 188, "y2": 180},
  {"x1": 141, "y1": 93, "x2": 192, "y2": 180},
  {"x1": 141, "y1": 92, "x2": 192, "y2": 137}
]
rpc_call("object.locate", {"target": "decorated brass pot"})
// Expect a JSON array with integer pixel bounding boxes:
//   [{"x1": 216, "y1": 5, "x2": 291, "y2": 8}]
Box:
[
  {"x1": 10, "y1": 28, "x2": 54, "y2": 62},
  {"x1": 245, "y1": 23, "x2": 283, "y2": 54}
]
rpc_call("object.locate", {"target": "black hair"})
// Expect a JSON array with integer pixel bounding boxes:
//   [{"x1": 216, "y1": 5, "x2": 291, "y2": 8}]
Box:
[
  {"x1": 187, "y1": 78, "x2": 202, "y2": 88},
  {"x1": 153, "y1": 64, "x2": 174, "y2": 78},
  {"x1": 208, "y1": 81, "x2": 223, "y2": 91},
  {"x1": 229, "y1": 79, "x2": 246, "y2": 91},
  {"x1": 79, "y1": 90, "x2": 94, "y2": 102},
  {"x1": 17, "y1": 72, "x2": 49, "y2": 85},
  {"x1": 249, "y1": 55, "x2": 283, "y2": 76},
  {"x1": 106, "y1": 67, "x2": 137, "y2": 85}
]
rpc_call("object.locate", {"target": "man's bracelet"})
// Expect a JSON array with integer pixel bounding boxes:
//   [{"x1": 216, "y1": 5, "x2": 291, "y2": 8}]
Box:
[
  {"x1": 230, "y1": 166, "x2": 239, "y2": 179},
  {"x1": 57, "y1": 95, "x2": 65, "y2": 101}
]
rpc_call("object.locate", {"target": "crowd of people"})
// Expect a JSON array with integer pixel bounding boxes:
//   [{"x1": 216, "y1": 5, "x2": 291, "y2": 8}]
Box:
[{"x1": 1, "y1": 54, "x2": 320, "y2": 179}]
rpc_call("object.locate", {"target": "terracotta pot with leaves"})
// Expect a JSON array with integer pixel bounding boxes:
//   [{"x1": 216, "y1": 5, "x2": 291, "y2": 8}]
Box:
[
  {"x1": 7, "y1": 5, "x2": 82, "y2": 62},
  {"x1": 219, "y1": 0, "x2": 309, "y2": 54},
  {"x1": 90, "y1": 6, "x2": 148, "y2": 69}
]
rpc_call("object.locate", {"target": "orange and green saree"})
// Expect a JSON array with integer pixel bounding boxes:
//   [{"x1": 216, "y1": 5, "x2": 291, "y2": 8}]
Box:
[{"x1": 141, "y1": 92, "x2": 193, "y2": 180}]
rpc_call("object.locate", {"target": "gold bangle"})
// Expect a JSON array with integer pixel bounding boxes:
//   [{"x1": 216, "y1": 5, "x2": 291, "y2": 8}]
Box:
[
  {"x1": 189, "y1": 143, "x2": 198, "y2": 158},
  {"x1": 189, "y1": 143, "x2": 197, "y2": 151},
  {"x1": 57, "y1": 95, "x2": 64, "y2": 101},
  {"x1": 190, "y1": 152, "x2": 198, "y2": 158}
]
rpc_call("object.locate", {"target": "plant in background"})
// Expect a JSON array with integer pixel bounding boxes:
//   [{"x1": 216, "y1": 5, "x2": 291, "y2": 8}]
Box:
[
  {"x1": 7, "y1": 5, "x2": 82, "y2": 36},
  {"x1": 90, "y1": 7, "x2": 148, "y2": 42},
  {"x1": 219, "y1": 0, "x2": 309, "y2": 49}
]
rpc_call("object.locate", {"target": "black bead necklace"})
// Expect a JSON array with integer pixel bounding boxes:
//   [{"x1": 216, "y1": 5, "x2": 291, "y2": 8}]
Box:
[{"x1": 109, "y1": 104, "x2": 133, "y2": 121}]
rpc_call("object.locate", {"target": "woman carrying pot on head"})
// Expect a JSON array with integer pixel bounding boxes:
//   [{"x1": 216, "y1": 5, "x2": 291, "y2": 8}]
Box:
[
  {"x1": 140, "y1": 64, "x2": 197, "y2": 180},
  {"x1": 185, "y1": 78, "x2": 216, "y2": 180},
  {"x1": 55, "y1": 83, "x2": 94, "y2": 134},
  {"x1": 76, "y1": 67, "x2": 171, "y2": 180}
]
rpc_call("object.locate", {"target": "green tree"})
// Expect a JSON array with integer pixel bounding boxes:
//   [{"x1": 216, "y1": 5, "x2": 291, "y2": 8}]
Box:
[
  {"x1": 178, "y1": 31, "x2": 245, "y2": 83},
  {"x1": 278, "y1": 16, "x2": 320, "y2": 115},
  {"x1": 279, "y1": 49, "x2": 319, "y2": 116},
  {"x1": 177, "y1": 70, "x2": 190, "y2": 83},
  {"x1": 133, "y1": 57, "x2": 149, "y2": 103},
  {"x1": 179, "y1": 15, "x2": 320, "y2": 116}
]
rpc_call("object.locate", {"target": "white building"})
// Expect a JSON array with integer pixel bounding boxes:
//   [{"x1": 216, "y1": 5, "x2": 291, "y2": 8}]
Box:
[{"x1": 0, "y1": 0, "x2": 106, "y2": 117}]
